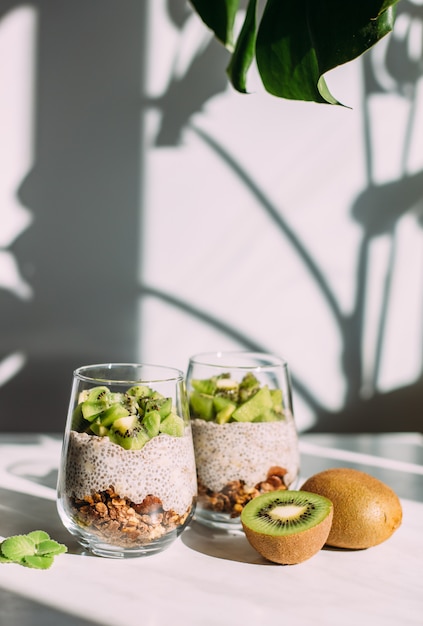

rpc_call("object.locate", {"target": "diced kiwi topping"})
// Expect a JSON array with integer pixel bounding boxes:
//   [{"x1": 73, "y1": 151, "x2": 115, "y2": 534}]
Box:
[
  {"x1": 71, "y1": 384, "x2": 185, "y2": 450},
  {"x1": 189, "y1": 373, "x2": 285, "y2": 424}
]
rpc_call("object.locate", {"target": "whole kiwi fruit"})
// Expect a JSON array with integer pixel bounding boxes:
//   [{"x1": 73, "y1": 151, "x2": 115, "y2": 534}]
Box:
[
  {"x1": 301, "y1": 468, "x2": 402, "y2": 549},
  {"x1": 241, "y1": 490, "x2": 333, "y2": 565}
]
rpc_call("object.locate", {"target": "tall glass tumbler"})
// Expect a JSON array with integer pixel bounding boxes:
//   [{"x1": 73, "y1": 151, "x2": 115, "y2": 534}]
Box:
[
  {"x1": 57, "y1": 363, "x2": 197, "y2": 558},
  {"x1": 186, "y1": 352, "x2": 300, "y2": 531}
]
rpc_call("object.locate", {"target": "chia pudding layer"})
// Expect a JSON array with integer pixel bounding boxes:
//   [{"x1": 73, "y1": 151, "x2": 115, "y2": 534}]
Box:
[
  {"x1": 191, "y1": 416, "x2": 299, "y2": 492},
  {"x1": 65, "y1": 428, "x2": 197, "y2": 515}
]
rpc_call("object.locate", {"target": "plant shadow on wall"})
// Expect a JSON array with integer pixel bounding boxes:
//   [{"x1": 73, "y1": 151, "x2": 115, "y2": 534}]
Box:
[
  {"x1": 0, "y1": 1, "x2": 145, "y2": 432},
  {"x1": 145, "y1": 0, "x2": 423, "y2": 433}
]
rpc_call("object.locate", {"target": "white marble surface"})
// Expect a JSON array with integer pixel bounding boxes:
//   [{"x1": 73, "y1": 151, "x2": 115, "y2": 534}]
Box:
[{"x1": 0, "y1": 433, "x2": 422, "y2": 626}]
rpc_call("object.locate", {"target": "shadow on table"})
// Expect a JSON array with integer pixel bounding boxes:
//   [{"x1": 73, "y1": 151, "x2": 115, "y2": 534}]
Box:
[
  {"x1": 181, "y1": 520, "x2": 275, "y2": 565},
  {"x1": 0, "y1": 487, "x2": 80, "y2": 553},
  {"x1": 0, "y1": 586, "x2": 102, "y2": 626}
]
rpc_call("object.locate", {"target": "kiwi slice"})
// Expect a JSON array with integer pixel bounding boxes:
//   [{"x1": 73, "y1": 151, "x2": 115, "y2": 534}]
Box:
[
  {"x1": 159, "y1": 413, "x2": 185, "y2": 437},
  {"x1": 252, "y1": 408, "x2": 279, "y2": 422},
  {"x1": 87, "y1": 386, "x2": 110, "y2": 402},
  {"x1": 191, "y1": 377, "x2": 217, "y2": 395},
  {"x1": 71, "y1": 404, "x2": 91, "y2": 432},
  {"x1": 126, "y1": 385, "x2": 152, "y2": 400},
  {"x1": 142, "y1": 396, "x2": 172, "y2": 419},
  {"x1": 238, "y1": 372, "x2": 260, "y2": 403},
  {"x1": 241, "y1": 490, "x2": 333, "y2": 565},
  {"x1": 270, "y1": 388, "x2": 284, "y2": 414},
  {"x1": 215, "y1": 376, "x2": 239, "y2": 402},
  {"x1": 108, "y1": 415, "x2": 150, "y2": 450},
  {"x1": 88, "y1": 421, "x2": 109, "y2": 437},
  {"x1": 232, "y1": 385, "x2": 274, "y2": 422},
  {"x1": 98, "y1": 402, "x2": 130, "y2": 427},
  {"x1": 213, "y1": 397, "x2": 237, "y2": 424},
  {"x1": 215, "y1": 405, "x2": 236, "y2": 424},
  {"x1": 142, "y1": 410, "x2": 161, "y2": 438},
  {"x1": 90, "y1": 402, "x2": 129, "y2": 437},
  {"x1": 189, "y1": 391, "x2": 215, "y2": 421},
  {"x1": 80, "y1": 386, "x2": 111, "y2": 421}
]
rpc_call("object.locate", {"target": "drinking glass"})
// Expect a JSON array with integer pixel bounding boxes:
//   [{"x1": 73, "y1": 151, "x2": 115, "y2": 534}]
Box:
[
  {"x1": 186, "y1": 351, "x2": 299, "y2": 531},
  {"x1": 57, "y1": 363, "x2": 197, "y2": 558}
]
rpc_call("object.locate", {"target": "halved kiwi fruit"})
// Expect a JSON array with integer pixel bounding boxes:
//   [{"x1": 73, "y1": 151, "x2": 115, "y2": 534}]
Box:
[
  {"x1": 301, "y1": 468, "x2": 402, "y2": 549},
  {"x1": 241, "y1": 490, "x2": 333, "y2": 565}
]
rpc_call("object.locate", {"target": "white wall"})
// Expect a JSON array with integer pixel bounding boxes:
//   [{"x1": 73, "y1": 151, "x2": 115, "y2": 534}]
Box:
[
  {"x1": 139, "y1": 1, "x2": 423, "y2": 431},
  {"x1": 1, "y1": 1, "x2": 422, "y2": 432}
]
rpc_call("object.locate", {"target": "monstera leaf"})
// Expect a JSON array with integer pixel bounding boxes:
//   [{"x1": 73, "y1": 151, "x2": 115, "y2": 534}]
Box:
[{"x1": 190, "y1": 0, "x2": 400, "y2": 104}]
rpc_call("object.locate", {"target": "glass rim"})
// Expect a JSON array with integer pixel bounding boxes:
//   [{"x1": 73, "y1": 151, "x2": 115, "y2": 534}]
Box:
[
  {"x1": 188, "y1": 351, "x2": 287, "y2": 371},
  {"x1": 73, "y1": 363, "x2": 185, "y2": 385}
]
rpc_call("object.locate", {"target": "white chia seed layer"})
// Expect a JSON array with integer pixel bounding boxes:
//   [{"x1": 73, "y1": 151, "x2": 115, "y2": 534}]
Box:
[
  {"x1": 191, "y1": 417, "x2": 299, "y2": 492},
  {"x1": 64, "y1": 429, "x2": 197, "y2": 515}
]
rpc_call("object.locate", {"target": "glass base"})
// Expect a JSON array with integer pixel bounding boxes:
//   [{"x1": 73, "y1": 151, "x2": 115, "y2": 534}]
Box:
[
  {"x1": 57, "y1": 498, "x2": 195, "y2": 558},
  {"x1": 194, "y1": 507, "x2": 243, "y2": 532},
  {"x1": 77, "y1": 532, "x2": 177, "y2": 558},
  {"x1": 60, "y1": 516, "x2": 181, "y2": 558}
]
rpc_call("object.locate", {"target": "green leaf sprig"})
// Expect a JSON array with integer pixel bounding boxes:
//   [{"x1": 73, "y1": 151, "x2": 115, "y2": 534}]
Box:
[
  {"x1": 0, "y1": 531, "x2": 67, "y2": 569},
  {"x1": 190, "y1": 0, "x2": 400, "y2": 104}
]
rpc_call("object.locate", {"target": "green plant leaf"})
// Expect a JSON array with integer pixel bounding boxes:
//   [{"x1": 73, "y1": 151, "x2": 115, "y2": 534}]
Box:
[
  {"x1": 0, "y1": 535, "x2": 36, "y2": 562},
  {"x1": 190, "y1": 0, "x2": 240, "y2": 50},
  {"x1": 255, "y1": 0, "x2": 398, "y2": 104},
  {"x1": 0, "y1": 532, "x2": 68, "y2": 569},
  {"x1": 23, "y1": 555, "x2": 55, "y2": 570},
  {"x1": 26, "y1": 530, "x2": 51, "y2": 544},
  {"x1": 190, "y1": 0, "x2": 399, "y2": 103},
  {"x1": 0, "y1": 554, "x2": 11, "y2": 563},
  {"x1": 227, "y1": 0, "x2": 257, "y2": 93},
  {"x1": 36, "y1": 540, "x2": 67, "y2": 556},
  {"x1": 307, "y1": 1, "x2": 399, "y2": 75}
]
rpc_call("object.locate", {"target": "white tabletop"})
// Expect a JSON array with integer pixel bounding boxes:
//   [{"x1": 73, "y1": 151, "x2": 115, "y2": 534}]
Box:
[{"x1": 0, "y1": 432, "x2": 422, "y2": 626}]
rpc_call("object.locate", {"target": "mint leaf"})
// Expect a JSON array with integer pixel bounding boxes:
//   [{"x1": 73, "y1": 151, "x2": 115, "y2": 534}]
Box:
[
  {"x1": 0, "y1": 531, "x2": 68, "y2": 569},
  {"x1": 27, "y1": 530, "x2": 50, "y2": 544},
  {"x1": 0, "y1": 554, "x2": 11, "y2": 563},
  {"x1": 37, "y1": 540, "x2": 67, "y2": 556},
  {"x1": 23, "y1": 555, "x2": 54, "y2": 569},
  {"x1": 1, "y1": 535, "x2": 36, "y2": 562}
]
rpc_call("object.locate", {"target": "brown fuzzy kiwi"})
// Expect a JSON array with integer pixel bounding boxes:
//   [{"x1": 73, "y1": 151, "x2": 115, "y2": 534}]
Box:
[
  {"x1": 241, "y1": 490, "x2": 333, "y2": 565},
  {"x1": 301, "y1": 468, "x2": 402, "y2": 549}
]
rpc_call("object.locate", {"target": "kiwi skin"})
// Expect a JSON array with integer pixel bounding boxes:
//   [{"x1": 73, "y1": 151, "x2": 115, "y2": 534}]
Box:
[
  {"x1": 241, "y1": 490, "x2": 333, "y2": 565},
  {"x1": 301, "y1": 468, "x2": 402, "y2": 550}
]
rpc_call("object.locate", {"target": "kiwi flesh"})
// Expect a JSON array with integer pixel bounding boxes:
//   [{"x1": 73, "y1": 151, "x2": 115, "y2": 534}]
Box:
[
  {"x1": 71, "y1": 404, "x2": 91, "y2": 432},
  {"x1": 301, "y1": 468, "x2": 402, "y2": 549},
  {"x1": 191, "y1": 377, "x2": 217, "y2": 395},
  {"x1": 80, "y1": 386, "x2": 110, "y2": 421},
  {"x1": 232, "y1": 386, "x2": 273, "y2": 422},
  {"x1": 142, "y1": 410, "x2": 161, "y2": 438},
  {"x1": 98, "y1": 403, "x2": 130, "y2": 427},
  {"x1": 126, "y1": 385, "x2": 152, "y2": 400},
  {"x1": 159, "y1": 413, "x2": 185, "y2": 437},
  {"x1": 108, "y1": 415, "x2": 150, "y2": 450},
  {"x1": 142, "y1": 396, "x2": 172, "y2": 419},
  {"x1": 71, "y1": 383, "x2": 185, "y2": 450},
  {"x1": 189, "y1": 391, "x2": 215, "y2": 421},
  {"x1": 238, "y1": 372, "x2": 260, "y2": 402},
  {"x1": 241, "y1": 490, "x2": 333, "y2": 565},
  {"x1": 189, "y1": 373, "x2": 284, "y2": 424}
]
